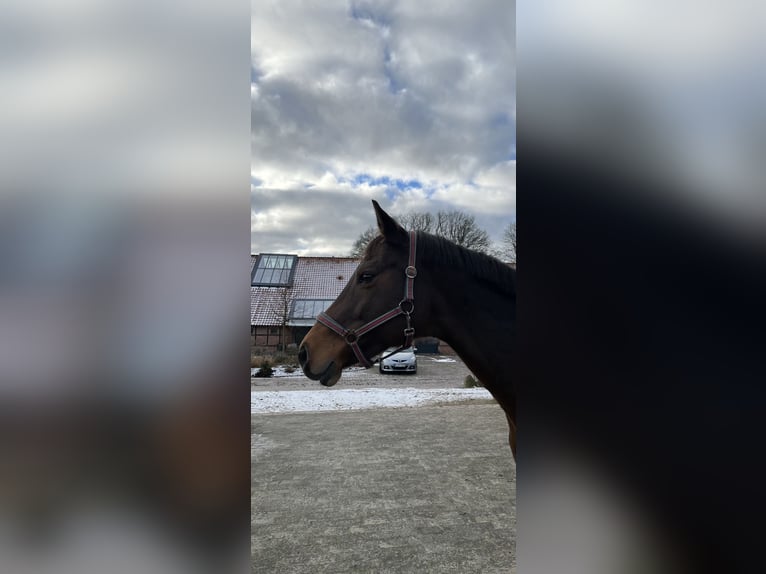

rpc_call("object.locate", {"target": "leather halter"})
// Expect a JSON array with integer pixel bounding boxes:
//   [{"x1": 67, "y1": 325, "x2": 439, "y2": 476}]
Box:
[{"x1": 316, "y1": 230, "x2": 417, "y2": 368}]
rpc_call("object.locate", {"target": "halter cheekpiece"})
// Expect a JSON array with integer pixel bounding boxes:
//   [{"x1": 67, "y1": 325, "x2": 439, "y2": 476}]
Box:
[{"x1": 316, "y1": 230, "x2": 417, "y2": 368}]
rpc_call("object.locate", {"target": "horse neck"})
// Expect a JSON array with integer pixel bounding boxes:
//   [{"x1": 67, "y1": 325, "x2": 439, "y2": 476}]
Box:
[{"x1": 424, "y1": 268, "x2": 513, "y2": 391}]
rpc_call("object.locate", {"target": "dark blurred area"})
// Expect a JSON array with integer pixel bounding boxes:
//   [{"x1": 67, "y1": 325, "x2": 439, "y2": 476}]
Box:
[
  {"x1": 518, "y1": 1, "x2": 766, "y2": 573},
  {"x1": 0, "y1": 1, "x2": 250, "y2": 573}
]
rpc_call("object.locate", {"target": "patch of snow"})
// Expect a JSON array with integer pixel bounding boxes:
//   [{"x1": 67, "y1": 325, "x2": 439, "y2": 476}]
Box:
[
  {"x1": 251, "y1": 366, "x2": 302, "y2": 378},
  {"x1": 430, "y1": 357, "x2": 457, "y2": 363},
  {"x1": 251, "y1": 387, "x2": 493, "y2": 414},
  {"x1": 252, "y1": 365, "x2": 367, "y2": 378},
  {"x1": 272, "y1": 366, "x2": 300, "y2": 377}
]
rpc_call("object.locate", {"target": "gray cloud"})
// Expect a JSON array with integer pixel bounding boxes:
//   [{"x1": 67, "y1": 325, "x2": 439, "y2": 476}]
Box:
[
  {"x1": 252, "y1": 0, "x2": 515, "y2": 255},
  {"x1": 251, "y1": 187, "x2": 383, "y2": 253}
]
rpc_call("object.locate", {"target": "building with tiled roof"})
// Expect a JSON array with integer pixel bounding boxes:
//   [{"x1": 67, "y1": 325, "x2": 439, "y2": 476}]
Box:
[{"x1": 251, "y1": 254, "x2": 360, "y2": 351}]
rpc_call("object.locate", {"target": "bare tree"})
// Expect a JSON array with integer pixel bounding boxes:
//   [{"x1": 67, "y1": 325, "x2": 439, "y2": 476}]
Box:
[
  {"x1": 397, "y1": 211, "x2": 435, "y2": 234},
  {"x1": 500, "y1": 222, "x2": 516, "y2": 263},
  {"x1": 277, "y1": 288, "x2": 293, "y2": 352},
  {"x1": 435, "y1": 210, "x2": 491, "y2": 253},
  {"x1": 350, "y1": 209, "x2": 492, "y2": 256},
  {"x1": 349, "y1": 226, "x2": 379, "y2": 258}
]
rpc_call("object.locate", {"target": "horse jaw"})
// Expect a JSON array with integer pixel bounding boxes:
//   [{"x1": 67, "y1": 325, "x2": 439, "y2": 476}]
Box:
[
  {"x1": 299, "y1": 356, "x2": 343, "y2": 387},
  {"x1": 300, "y1": 325, "x2": 352, "y2": 387},
  {"x1": 319, "y1": 366, "x2": 342, "y2": 387}
]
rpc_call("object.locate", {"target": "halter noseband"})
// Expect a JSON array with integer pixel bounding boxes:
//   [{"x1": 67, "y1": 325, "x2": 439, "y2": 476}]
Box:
[{"x1": 316, "y1": 231, "x2": 417, "y2": 368}]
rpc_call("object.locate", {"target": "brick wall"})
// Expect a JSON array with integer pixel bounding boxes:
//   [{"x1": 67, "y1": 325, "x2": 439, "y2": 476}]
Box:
[{"x1": 251, "y1": 326, "x2": 292, "y2": 350}]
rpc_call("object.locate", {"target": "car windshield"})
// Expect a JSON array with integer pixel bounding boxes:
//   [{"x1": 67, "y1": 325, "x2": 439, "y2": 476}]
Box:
[{"x1": 384, "y1": 347, "x2": 413, "y2": 354}]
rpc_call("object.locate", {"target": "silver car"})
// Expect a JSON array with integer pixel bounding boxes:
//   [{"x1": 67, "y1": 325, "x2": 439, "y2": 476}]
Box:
[{"x1": 379, "y1": 346, "x2": 417, "y2": 374}]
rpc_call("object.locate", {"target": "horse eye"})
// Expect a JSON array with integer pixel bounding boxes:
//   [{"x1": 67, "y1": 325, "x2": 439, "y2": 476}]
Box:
[{"x1": 358, "y1": 272, "x2": 375, "y2": 284}]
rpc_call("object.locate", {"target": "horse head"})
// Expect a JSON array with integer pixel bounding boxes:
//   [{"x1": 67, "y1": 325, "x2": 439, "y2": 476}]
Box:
[{"x1": 299, "y1": 200, "x2": 425, "y2": 386}]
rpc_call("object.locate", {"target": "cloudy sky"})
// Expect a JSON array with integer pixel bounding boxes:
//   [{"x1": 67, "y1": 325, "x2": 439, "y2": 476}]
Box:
[{"x1": 252, "y1": 0, "x2": 515, "y2": 256}]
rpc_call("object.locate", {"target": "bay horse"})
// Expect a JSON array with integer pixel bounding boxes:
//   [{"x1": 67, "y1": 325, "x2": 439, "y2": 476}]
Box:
[{"x1": 299, "y1": 200, "x2": 516, "y2": 457}]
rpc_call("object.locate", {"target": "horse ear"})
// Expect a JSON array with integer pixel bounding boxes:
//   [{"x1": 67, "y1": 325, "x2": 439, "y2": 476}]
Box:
[{"x1": 372, "y1": 200, "x2": 407, "y2": 245}]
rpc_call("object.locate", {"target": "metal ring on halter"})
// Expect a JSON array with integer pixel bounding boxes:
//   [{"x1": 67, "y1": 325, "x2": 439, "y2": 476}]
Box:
[
  {"x1": 405, "y1": 266, "x2": 417, "y2": 278},
  {"x1": 399, "y1": 299, "x2": 414, "y2": 314},
  {"x1": 344, "y1": 332, "x2": 359, "y2": 344}
]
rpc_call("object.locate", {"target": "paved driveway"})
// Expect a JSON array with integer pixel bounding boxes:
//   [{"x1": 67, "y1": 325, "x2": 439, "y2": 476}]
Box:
[{"x1": 252, "y1": 358, "x2": 516, "y2": 574}]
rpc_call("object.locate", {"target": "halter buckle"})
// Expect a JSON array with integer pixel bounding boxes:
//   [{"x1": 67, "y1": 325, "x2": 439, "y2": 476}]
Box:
[
  {"x1": 403, "y1": 327, "x2": 415, "y2": 336},
  {"x1": 405, "y1": 266, "x2": 417, "y2": 279}
]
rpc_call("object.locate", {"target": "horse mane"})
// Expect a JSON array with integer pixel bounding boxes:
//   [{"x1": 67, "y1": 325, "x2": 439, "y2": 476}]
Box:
[{"x1": 415, "y1": 231, "x2": 516, "y2": 297}]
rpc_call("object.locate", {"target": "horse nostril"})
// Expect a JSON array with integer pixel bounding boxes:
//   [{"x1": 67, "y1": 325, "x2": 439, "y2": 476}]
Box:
[{"x1": 298, "y1": 345, "x2": 308, "y2": 368}]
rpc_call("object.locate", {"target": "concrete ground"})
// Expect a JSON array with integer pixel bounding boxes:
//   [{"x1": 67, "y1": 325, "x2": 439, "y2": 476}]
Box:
[
  {"x1": 251, "y1": 353, "x2": 474, "y2": 391},
  {"x1": 252, "y1": 382, "x2": 516, "y2": 573}
]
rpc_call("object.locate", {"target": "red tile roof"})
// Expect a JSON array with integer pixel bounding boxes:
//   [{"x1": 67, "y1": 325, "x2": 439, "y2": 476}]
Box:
[{"x1": 251, "y1": 255, "x2": 359, "y2": 325}]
